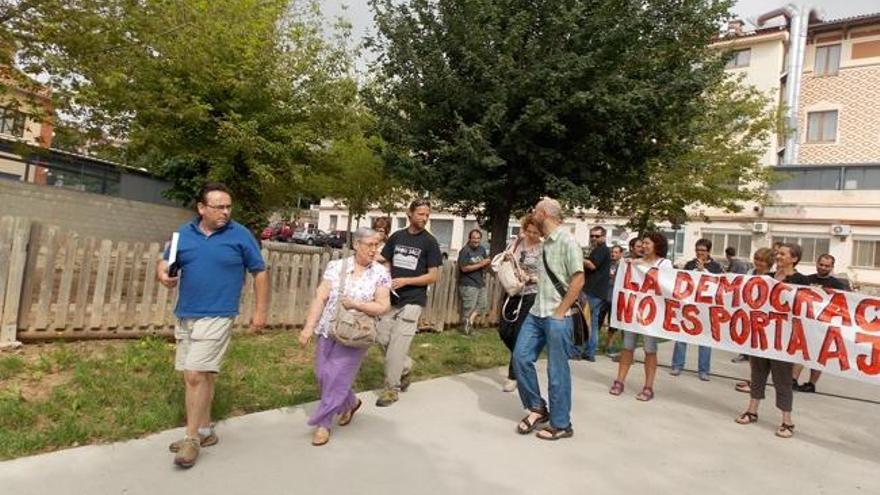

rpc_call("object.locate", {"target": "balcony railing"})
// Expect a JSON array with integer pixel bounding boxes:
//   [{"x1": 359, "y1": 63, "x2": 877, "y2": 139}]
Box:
[{"x1": 769, "y1": 163, "x2": 880, "y2": 191}]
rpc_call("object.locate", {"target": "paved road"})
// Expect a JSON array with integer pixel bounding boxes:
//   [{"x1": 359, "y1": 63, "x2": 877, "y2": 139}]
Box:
[{"x1": 1, "y1": 345, "x2": 877, "y2": 495}]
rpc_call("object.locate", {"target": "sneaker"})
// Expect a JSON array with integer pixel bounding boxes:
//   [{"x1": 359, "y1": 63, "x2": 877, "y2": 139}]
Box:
[
  {"x1": 502, "y1": 379, "x2": 517, "y2": 392},
  {"x1": 169, "y1": 431, "x2": 218, "y2": 453},
  {"x1": 400, "y1": 371, "x2": 412, "y2": 392},
  {"x1": 462, "y1": 320, "x2": 472, "y2": 336},
  {"x1": 376, "y1": 389, "x2": 399, "y2": 407},
  {"x1": 173, "y1": 437, "x2": 200, "y2": 469},
  {"x1": 669, "y1": 367, "x2": 682, "y2": 376},
  {"x1": 699, "y1": 372, "x2": 711, "y2": 382},
  {"x1": 584, "y1": 354, "x2": 596, "y2": 362},
  {"x1": 731, "y1": 354, "x2": 749, "y2": 363},
  {"x1": 796, "y1": 382, "x2": 816, "y2": 393}
]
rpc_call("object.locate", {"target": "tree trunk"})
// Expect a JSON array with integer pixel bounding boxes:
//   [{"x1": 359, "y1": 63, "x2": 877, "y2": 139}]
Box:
[
  {"x1": 345, "y1": 206, "x2": 353, "y2": 247},
  {"x1": 486, "y1": 201, "x2": 513, "y2": 256}
]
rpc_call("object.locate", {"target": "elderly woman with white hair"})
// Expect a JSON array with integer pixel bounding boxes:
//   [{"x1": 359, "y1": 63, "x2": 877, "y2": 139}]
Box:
[{"x1": 298, "y1": 227, "x2": 391, "y2": 446}]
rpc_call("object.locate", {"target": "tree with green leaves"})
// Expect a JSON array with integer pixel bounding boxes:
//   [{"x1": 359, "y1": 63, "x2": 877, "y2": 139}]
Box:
[
  {"x1": 367, "y1": 0, "x2": 776, "y2": 253},
  {"x1": 309, "y1": 129, "x2": 387, "y2": 242},
  {"x1": 6, "y1": 0, "x2": 359, "y2": 228}
]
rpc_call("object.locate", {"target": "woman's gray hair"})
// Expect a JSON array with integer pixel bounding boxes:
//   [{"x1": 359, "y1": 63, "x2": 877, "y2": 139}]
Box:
[{"x1": 353, "y1": 227, "x2": 378, "y2": 244}]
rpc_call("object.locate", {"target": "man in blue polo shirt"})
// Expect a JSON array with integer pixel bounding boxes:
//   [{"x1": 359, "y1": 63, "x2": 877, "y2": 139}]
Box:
[{"x1": 157, "y1": 182, "x2": 268, "y2": 469}]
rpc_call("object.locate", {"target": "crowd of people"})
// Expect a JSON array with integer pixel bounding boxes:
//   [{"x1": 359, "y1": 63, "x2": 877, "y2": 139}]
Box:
[{"x1": 158, "y1": 183, "x2": 851, "y2": 468}]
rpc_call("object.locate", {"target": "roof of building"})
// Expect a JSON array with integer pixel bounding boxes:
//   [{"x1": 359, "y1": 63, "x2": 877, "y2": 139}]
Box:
[
  {"x1": 0, "y1": 135, "x2": 153, "y2": 177},
  {"x1": 811, "y1": 11, "x2": 880, "y2": 29}
]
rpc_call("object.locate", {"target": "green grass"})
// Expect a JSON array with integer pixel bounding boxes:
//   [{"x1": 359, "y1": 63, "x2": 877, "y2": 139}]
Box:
[{"x1": 0, "y1": 329, "x2": 508, "y2": 460}]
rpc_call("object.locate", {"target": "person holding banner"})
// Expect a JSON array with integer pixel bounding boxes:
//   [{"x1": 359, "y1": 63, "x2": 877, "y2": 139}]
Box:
[
  {"x1": 513, "y1": 198, "x2": 584, "y2": 440},
  {"x1": 670, "y1": 238, "x2": 723, "y2": 381},
  {"x1": 734, "y1": 247, "x2": 774, "y2": 393},
  {"x1": 609, "y1": 232, "x2": 672, "y2": 401},
  {"x1": 792, "y1": 254, "x2": 851, "y2": 393},
  {"x1": 735, "y1": 243, "x2": 808, "y2": 439}
]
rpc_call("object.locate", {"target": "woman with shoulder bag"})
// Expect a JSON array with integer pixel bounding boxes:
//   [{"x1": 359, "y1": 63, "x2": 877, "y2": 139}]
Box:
[
  {"x1": 298, "y1": 227, "x2": 391, "y2": 446},
  {"x1": 497, "y1": 215, "x2": 543, "y2": 392}
]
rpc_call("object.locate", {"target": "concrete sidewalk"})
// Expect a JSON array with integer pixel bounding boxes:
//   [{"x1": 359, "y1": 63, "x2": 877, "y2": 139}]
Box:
[{"x1": 1, "y1": 344, "x2": 877, "y2": 495}]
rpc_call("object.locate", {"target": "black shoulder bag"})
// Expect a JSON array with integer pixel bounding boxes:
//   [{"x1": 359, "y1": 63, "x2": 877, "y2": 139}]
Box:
[{"x1": 541, "y1": 250, "x2": 588, "y2": 347}]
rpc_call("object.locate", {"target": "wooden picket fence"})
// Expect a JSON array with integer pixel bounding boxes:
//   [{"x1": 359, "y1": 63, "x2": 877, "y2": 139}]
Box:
[{"x1": 0, "y1": 216, "x2": 504, "y2": 344}]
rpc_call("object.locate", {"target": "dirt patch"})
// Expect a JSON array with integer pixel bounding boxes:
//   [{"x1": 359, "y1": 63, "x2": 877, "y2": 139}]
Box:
[
  {"x1": 1, "y1": 369, "x2": 74, "y2": 402},
  {"x1": 1, "y1": 340, "x2": 127, "y2": 365}
]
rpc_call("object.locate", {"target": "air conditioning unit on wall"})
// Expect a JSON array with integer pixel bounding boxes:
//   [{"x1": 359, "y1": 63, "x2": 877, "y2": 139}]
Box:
[
  {"x1": 752, "y1": 222, "x2": 769, "y2": 234},
  {"x1": 830, "y1": 224, "x2": 851, "y2": 237}
]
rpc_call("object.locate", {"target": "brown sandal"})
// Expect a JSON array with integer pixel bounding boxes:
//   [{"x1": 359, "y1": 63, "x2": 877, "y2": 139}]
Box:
[
  {"x1": 735, "y1": 381, "x2": 751, "y2": 393},
  {"x1": 609, "y1": 380, "x2": 624, "y2": 396},
  {"x1": 776, "y1": 423, "x2": 795, "y2": 438},
  {"x1": 735, "y1": 411, "x2": 758, "y2": 424},
  {"x1": 536, "y1": 425, "x2": 574, "y2": 441},
  {"x1": 516, "y1": 409, "x2": 549, "y2": 435}
]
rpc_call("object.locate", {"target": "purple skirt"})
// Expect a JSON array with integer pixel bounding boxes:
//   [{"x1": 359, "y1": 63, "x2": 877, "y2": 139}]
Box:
[{"x1": 307, "y1": 335, "x2": 368, "y2": 429}]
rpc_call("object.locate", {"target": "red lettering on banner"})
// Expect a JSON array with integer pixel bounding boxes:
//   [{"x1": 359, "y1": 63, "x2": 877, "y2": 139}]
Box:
[
  {"x1": 768, "y1": 312, "x2": 788, "y2": 351},
  {"x1": 640, "y1": 268, "x2": 662, "y2": 296},
  {"x1": 623, "y1": 263, "x2": 639, "y2": 292},
  {"x1": 730, "y1": 309, "x2": 750, "y2": 346},
  {"x1": 742, "y1": 277, "x2": 769, "y2": 310},
  {"x1": 617, "y1": 293, "x2": 637, "y2": 324},
  {"x1": 769, "y1": 283, "x2": 792, "y2": 313},
  {"x1": 749, "y1": 311, "x2": 769, "y2": 350},
  {"x1": 663, "y1": 299, "x2": 681, "y2": 333},
  {"x1": 673, "y1": 272, "x2": 695, "y2": 299},
  {"x1": 793, "y1": 287, "x2": 823, "y2": 319},
  {"x1": 855, "y1": 298, "x2": 880, "y2": 332},
  {"x1": 715, "y1": 276, "x2": 743, "y2": 307},
  {"x1": 786, "y1": 318, "x2": 811, "y2": 361},
  {"x1": 637, "y1": 297, "x2": 657, "y2": 326},
  {"x1": 855, "y1": 333, "x2": 880, "y2": 375},
  {"x1": 816, "y1": 292, "x2": 852, "y2": 326},
  {"x1": 710, "y1": 306, "x2": 731, "y2": 342},
  {"x1": 681, "y1": 305, "x2": 702, "y2": 336},
  {"x1": 817, "y1": 326, "x2": 850, "y2": 371},
  {"x1": 695, "y1": 275, "x2": 719, "y2": 305}
]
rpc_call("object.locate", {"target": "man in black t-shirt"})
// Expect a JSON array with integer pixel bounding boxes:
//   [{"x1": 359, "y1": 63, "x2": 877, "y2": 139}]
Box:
[
  {"x1": 375, "y1": 199, "x2": 443, "y2": 407},
  {"x1": 580, "y1": 226, "x2": 611, "y2": 361},
  {"x1": 794, "y1": 253, "x2": 850, "y2": 393},
  {"x1": 671, "y1": 238, "x2": 724, "y2": 381}
]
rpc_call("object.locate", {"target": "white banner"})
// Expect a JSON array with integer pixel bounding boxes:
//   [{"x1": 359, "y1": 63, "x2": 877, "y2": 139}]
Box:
[{"x1": 611, "y1": 261, "x2": 880, "y2": 384}]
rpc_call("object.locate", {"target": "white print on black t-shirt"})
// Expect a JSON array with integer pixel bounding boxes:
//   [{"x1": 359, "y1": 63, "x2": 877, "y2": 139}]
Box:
[{"x1": 393, "y1": 245, "x2": 422, "y2": 271}]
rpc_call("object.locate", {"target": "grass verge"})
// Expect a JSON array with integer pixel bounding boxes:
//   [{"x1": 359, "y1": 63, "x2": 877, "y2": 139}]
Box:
[{"x1": 0, "y1": 329, "x2": 509, "y2": 460}]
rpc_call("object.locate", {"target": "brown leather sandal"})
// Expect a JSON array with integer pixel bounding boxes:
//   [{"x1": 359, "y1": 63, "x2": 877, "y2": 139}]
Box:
[
  {"x1": 735, "y1": 411, "x2": 758, "y2": 424},
  {"x1": 536, "y1": 425, "x2": 574, "y2": 441},
  {"x1": 516, "y1": 408, "x2": 549, "y2": 435}
]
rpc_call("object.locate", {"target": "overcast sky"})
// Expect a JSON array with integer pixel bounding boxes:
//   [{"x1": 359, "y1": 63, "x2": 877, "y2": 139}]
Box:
[{"x1": 323, "y1": 0, "x2": 880, "y2": 56}]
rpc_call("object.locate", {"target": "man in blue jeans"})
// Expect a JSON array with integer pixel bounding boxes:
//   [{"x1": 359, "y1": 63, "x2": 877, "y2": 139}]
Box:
[
  {"x1": 580, "y1": 226, "x2": 611, "y2": 361},
  {"x1": 513, "y1": 197, "x2": 584, "y2": 441},
  {"x1": 670, "y1": 238, "x2": 723, "y2": 381}
]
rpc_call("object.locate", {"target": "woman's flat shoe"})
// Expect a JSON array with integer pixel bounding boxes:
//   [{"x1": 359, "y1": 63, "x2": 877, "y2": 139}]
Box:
[
  {"x1": 338, "y1": 399, "x2": 362, "y2": 427},
  {"x1": 311, "y1": 427, "x2": 330, "y2": 446}
]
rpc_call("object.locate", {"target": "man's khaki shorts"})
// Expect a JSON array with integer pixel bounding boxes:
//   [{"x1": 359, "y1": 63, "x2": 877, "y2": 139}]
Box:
[{"x1": 174, "y1": 316, "x2": 234, "y2": 373}]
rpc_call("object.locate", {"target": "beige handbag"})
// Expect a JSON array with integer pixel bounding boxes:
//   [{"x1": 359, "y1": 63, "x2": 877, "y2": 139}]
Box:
[
  {"x1": 491, "y1": 238, "x2": 527, "y2": 297},
  {"x1": 330, "y1": 255, "x2": 377, "y2": 348}
]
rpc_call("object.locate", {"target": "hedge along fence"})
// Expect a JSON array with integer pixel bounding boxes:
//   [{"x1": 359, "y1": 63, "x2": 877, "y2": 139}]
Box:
[{"x1": 0, "y1": 216, "x2": 504, "y2": 344}]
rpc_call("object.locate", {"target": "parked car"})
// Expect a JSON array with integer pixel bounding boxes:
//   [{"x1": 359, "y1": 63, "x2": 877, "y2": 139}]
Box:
[
  {"x1": 292, "y1": 227, "x2": 322, "y2": 245},
  {"x1": 316, "y1": 230, "x2": 348, "y2": 249}
]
